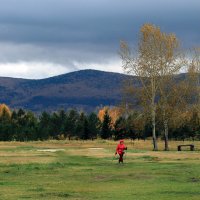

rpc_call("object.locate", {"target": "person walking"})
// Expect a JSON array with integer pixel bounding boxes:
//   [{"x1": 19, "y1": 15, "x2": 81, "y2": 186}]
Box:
[{"x1": 115, "y1": 140, "x2": 127, "y2": 163}]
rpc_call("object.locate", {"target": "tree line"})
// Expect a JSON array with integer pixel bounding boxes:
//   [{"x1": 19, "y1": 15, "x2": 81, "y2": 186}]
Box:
[{"x1": 0, "y1": 104, "x2": 200, "y2": 142}]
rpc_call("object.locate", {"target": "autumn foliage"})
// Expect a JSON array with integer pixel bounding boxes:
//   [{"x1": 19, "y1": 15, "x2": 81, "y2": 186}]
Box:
[
  {"x1": 0, "y1": 104, "x2": 11, "y2": 117},
  {"x1": 98, "y1": 106, "x2": 123, "y2": 127}
]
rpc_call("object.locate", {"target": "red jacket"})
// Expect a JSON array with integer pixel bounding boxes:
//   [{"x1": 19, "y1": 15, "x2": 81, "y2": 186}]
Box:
[{"x1": 116, "y1": 143, "x2": 126, "y2": 155}]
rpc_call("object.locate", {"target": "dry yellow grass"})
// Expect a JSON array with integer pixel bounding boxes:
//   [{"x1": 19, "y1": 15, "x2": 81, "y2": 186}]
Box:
[
  {"x1": 0, "y1": 151, "x2": 56, "y2": 164},
  {"x1": 0, "y1": 140, "x2": 199, "y2": 164}
]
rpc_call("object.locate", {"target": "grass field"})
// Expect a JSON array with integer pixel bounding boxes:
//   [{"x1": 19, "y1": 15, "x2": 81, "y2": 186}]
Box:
[{"x1": 0, "y1": 140, "x2": 200, "y2": 200}]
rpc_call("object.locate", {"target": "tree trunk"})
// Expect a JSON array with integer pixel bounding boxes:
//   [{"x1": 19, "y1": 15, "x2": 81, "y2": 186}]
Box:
[
  {"x1": 164, "y1": 120, "x2": 169, "y2": 151},
  {"x1": 152, "y1": 107, "x2": 158, "y2": 151},
  {"x1": 151, "y1": 77, "x2": 158, "y2": 151}
]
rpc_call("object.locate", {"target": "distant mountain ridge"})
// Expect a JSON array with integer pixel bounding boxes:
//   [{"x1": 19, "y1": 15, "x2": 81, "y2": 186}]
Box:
[{"x1": 0, "y1": 69, "x2": 130, "y2": 112}]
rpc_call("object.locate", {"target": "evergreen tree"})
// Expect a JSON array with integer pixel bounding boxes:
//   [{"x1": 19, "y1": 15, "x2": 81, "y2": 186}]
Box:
[
  {"x1": 22, "y1": 111, "x2": 38, "y2": 141},
  {"x1": 75, "y1": 112, "x2": 86, "y2": 139},
  {"x1": 58, "y1": 110, "x2": 67, "y2": 137},
  {"x1": 15, "y1": 108, "x2": 27, "y2": 141},
  {"x1": 114, "y1": 117, "x2": 126, "y2": 140},
  {"x1": 88, "y1": 113, "x2": 100, "y2": 139},
  {"x1": 101, "y1": 110, "x2": 112, "y2": 139},
  {"x1": 65, "y1": 109, "x2": 79, "y2": 139},
  {"x1": 38, "y1": 111, "x2": 51, "y2": 140},
  {"x1": 10, "y1": 110, "x2": 18, "y2": 140},
  {"x1": 0, "y1": 108, "x2": 12, "y2": 141},
  {"x1": 50, "y1": 112, "x2": 61, "y2": 138}
]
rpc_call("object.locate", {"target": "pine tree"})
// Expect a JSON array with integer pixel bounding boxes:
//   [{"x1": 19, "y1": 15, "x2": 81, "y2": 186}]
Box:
[
  {"x1": 88, "y1": 113, "x2": 100, "y2": 139},
  {"x1": 38, "y1": 111, "x2": 51, "y2": 140},
  {"x1": 101, "y1": 110, "x2": 112, "y2": 139}
]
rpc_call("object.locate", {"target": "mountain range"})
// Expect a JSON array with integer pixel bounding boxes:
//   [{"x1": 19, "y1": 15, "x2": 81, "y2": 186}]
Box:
[{"x1": 0, "y1": 69, "x2": 131, "y2": 112}]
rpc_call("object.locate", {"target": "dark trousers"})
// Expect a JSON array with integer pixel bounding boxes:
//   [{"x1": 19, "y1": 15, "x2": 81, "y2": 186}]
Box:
[{"x1": 119, "y1": 152, "x2": 124, "y2": 163}]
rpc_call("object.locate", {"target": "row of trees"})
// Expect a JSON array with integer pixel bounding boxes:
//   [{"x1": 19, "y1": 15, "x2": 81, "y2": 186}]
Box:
[
  {"x1": 120, "y1": 23, "x2": 200, "y2": 150},
  {"x1": 1, "y1": 104, "x2": 200, "y2": 142},
  {"x1": 0, "y1": 106, "x2": 99, "y2": 141}
]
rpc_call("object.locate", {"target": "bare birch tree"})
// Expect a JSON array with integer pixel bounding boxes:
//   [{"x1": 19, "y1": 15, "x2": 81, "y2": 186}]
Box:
[
  {"x1": 120, "y1": 24, "x2": 184, "y2": 150},
  {"x1": 155, "y1": 35, "x2": 185, "y2": 150}
]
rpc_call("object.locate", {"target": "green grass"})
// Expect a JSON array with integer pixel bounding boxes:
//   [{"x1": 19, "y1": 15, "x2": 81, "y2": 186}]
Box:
[{"x1": 0, "y1": 141, "x2": 200, "y2": 200}]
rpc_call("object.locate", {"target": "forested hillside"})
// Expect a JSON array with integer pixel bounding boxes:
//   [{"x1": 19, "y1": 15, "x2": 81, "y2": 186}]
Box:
[{"x1": 0, "y1": 70, "x2": 132, "y2": 112}]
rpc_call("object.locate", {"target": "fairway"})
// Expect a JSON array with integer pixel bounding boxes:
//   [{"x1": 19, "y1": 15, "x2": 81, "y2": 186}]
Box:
[{"x1": 0, "y1": 140, "x2": 200, "y2": 200}]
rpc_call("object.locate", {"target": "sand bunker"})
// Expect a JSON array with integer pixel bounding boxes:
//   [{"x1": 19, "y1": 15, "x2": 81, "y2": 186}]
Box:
[{"x1": 37, "y1": 149, "x2": 65, "y2": 152}]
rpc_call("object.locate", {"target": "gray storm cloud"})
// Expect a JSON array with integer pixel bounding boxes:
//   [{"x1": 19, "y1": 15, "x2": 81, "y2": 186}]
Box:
[{"x1": 0, "y1": 0, "x2": 199, "y2": 78}]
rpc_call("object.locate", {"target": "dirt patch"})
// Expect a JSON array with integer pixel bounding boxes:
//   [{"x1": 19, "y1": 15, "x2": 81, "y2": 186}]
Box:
[{"x1": 37, "y1": 149, "x2": 65, "y2": 152}]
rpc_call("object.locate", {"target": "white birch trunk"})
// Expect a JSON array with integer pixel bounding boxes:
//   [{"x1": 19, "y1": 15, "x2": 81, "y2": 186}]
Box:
[
  {"x1": 164, "y1": 119, "x2": 169, "y2": 151},
  {"x1": 151, "y1": 79, "x2": 158, "y2": 151},
  {"x1": 152, "y1": 106, "x2": 158, "y2": 151}
]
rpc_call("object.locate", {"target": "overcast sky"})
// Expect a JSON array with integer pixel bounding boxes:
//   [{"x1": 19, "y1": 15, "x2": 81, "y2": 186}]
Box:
[{"x1": 0, "y1": 0, "x2": 199, "y2": 79}]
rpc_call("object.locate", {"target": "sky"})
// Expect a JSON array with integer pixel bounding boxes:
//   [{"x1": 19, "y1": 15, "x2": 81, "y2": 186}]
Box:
[{"x1": 0, "y1": 0, "x2": 199, "y2": 79}]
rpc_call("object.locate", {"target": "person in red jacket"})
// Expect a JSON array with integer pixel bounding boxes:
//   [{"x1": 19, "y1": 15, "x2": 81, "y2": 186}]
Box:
[{"x1": 115, "y1": 140, "x2": 127, "y2": 163}]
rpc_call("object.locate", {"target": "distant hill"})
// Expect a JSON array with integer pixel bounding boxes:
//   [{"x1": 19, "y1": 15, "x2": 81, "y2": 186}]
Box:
[{"x1": 0, "y1": 69, "x2": 132, "y2": 112}]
